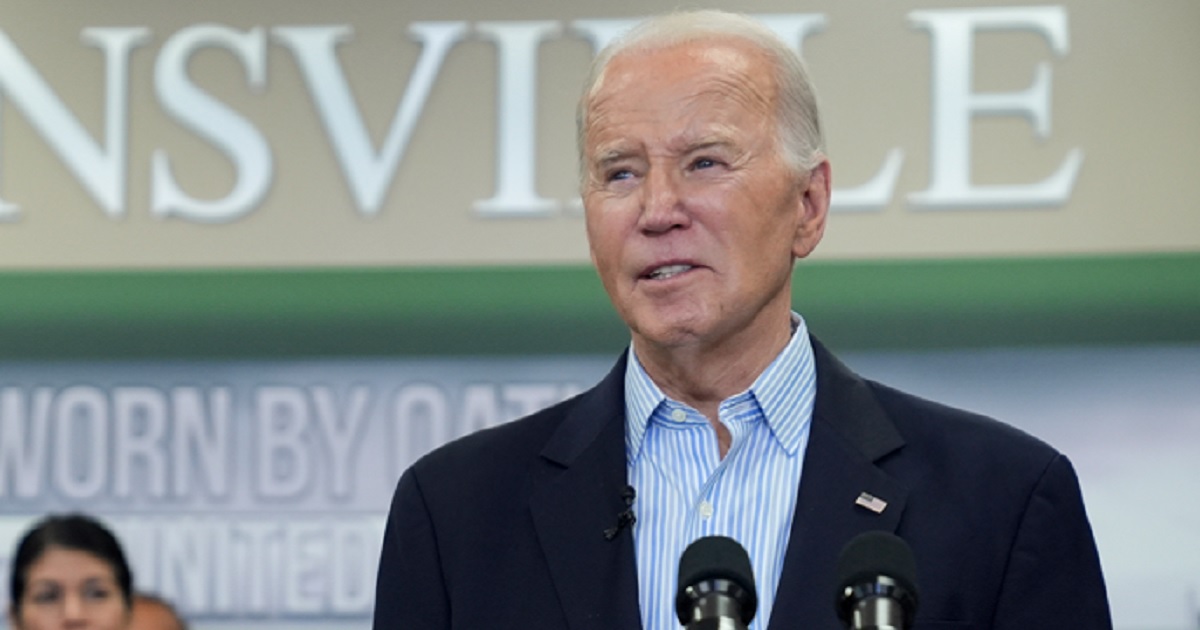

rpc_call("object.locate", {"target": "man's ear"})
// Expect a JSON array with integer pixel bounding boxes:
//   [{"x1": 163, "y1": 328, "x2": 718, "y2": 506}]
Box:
[{"x1": 792, "y1": 159, "x2": 831, "y2": 259}]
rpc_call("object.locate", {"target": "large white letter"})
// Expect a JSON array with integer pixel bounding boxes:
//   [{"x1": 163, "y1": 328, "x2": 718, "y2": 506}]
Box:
[
  {"x1": 0, "y1": 27, "x2": 147, "y2": 217},
  {"x1": 113, "y1": 386, "x2": 168, "y2": 498},
  {"x1": 0, "y1": 388, "x2": 52, "y2": 498},
  {"x1": 255, "y1": 387, "x2": 312, "y2": 499},
  {"x1": 471, "y1": 21, "x2": 562, "y2": 217},
  {"x1": 908, "y1": 7, "x2": 1081, "y2": 209},
  {"x1": 52, "y1": 386, "x2": 109, "y2": 499},
  {"x1": 151, "y1": 25, "x2": 272, "y2": 222},
  {"x1": 171, "y1": 387, "x2": 231, "y2": 498},
  {"x1": 754, "y1": 14, "x2": 899, "y2": 212},
  {"x1": 310, "y1": 385, "x2": 369, "y2": 499},
  {"x1": 274, "y1": 22, "x2": 468, "y2": 216}
]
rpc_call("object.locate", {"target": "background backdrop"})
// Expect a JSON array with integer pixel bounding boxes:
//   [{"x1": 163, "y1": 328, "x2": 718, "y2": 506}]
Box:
[{"x1": 1, "y1": 1, "x2": 1197, "y2": 629}]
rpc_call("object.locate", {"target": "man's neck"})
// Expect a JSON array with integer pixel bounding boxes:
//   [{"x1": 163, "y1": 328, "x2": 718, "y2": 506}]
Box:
[{"x1": 634, "y1": 312, "x2": 795, "y2": 424}]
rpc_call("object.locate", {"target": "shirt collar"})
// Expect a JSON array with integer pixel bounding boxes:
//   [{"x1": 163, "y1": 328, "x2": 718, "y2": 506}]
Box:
[{"x1": 624, "y1": 313, "x2": 817, "y2": 462}]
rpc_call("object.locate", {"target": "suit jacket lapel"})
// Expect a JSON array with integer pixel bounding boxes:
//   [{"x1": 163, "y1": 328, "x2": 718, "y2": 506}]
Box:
[
  {"x1": 768, "y1": 338, "x2": 910, "y2": 629},
  {"x1": 530, "y1": 355, "x2": 643, "y2": 630}
]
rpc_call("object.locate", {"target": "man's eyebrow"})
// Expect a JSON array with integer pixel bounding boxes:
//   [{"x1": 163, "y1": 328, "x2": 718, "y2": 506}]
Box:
[
  {"x1": 674, "y1": 129, "x2": 739, "y2": 154},
  {"x1": 683, "y1": 139, "x2": 735, "y2": 154},
  {"x1": 588, "y1": 133, "x2": 738, "y2": 167},
  {"x1": 591, "y1": 147, "x2": 637, "y2": 169}
]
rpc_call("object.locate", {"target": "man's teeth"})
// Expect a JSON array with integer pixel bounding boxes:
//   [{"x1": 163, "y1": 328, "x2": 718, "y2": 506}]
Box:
[{"x1": 649, "y1": 264, "x2": 693, "y2": 280}]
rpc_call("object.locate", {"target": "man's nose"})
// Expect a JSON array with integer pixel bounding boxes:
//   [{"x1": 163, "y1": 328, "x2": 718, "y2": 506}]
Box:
[{"x1": 638, "y1": 167, "x2": 689, "y2": 234}]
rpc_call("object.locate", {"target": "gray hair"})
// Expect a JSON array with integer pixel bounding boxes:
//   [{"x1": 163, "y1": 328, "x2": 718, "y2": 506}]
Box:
[{"x1": 576, "y1": 10, "x2": 824, "y2": 178}]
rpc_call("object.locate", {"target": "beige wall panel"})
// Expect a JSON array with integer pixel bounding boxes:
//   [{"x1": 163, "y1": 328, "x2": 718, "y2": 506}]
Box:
[{"x1": 0, "y1": 0, "x2": 1197, "y2": 269}]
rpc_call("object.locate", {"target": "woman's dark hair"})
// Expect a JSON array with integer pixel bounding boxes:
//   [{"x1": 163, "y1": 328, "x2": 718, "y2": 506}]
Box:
[{"x1": 8, "y1": 513, "x2": 134, "y2": 615}]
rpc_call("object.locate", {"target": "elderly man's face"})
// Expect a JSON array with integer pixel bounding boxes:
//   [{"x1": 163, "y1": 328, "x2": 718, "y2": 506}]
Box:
[{"x1": 582, "y1": 38, "x2": 828, "y2": 354}]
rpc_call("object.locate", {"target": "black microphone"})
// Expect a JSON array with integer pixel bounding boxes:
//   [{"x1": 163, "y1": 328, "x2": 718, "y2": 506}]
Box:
[
  {"x1": 835, "y1": 531, "x2": 919, "y2": 630},
  {"x1": 603, "y1": 485, "x2": 636, "y2": 540},
  {"x1": 675, "y1": 536, "x2": 757, "y2": 630}
]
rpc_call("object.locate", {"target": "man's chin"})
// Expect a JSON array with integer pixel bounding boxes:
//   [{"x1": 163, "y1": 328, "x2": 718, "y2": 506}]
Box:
[{"x1": 629, "y1": 315, "x2": 712, "y2": 352}]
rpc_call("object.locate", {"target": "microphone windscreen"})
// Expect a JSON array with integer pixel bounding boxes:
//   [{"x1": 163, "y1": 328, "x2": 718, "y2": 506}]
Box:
[
  {"x1": 836, "y1": 530, "x2": 918, "y2": 596},
  {"x1": 676, "y1": 536, "x2": 757, "y2": 622}
]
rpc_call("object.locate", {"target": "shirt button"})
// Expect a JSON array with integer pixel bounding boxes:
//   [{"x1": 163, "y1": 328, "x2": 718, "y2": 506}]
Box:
[
  {"x1": 698, "y1": 501, "x2": 713, "y2": 519},
  {"x1": 671, "y1": 409, "x2": 687, "y2": 422}
]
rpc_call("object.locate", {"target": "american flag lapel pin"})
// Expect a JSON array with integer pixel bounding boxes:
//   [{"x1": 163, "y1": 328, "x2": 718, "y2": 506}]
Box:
[{"x1": 855, "y1": 491, "x2": 888, "y2": 514}]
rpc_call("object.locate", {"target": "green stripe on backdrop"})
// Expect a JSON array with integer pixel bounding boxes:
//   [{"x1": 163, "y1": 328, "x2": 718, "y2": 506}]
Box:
[{"x1": 0, "y1": 253, "x2": 1196, "y2": 359}]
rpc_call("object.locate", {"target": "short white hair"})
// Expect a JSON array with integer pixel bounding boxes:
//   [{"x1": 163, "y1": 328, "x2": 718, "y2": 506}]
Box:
[{"x1": 576, "y1": 10, "x2": 825, "y2": 177}]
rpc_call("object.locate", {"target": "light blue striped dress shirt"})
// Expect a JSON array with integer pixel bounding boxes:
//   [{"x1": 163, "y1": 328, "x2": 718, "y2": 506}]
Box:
[{"x1": 625, "y1": 314, "x2": 817, "y2": 630}]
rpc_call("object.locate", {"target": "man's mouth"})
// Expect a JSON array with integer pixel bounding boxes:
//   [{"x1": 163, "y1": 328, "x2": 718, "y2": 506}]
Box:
[{"x1": 645, "y1": 264, "x2": 695, "y2": 280}]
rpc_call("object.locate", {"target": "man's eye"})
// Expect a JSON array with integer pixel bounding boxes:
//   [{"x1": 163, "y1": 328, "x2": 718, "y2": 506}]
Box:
[
  {"x1": 607, "y1": 169, "x2": 633, "y2": 182},
  {"x1": 692, "y1": 157, "x2": 718, "y2": 170}
]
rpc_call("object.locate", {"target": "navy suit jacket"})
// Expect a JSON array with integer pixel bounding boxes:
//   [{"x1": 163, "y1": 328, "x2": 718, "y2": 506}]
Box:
[{"x1": 373, "y1": 338, "x2": 1111, "y2": 629}]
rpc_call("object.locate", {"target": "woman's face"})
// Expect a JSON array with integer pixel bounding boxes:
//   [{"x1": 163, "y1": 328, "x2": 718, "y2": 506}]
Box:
[{"x1": 9, "y1": 546, "x2": 130, "y2": 630}]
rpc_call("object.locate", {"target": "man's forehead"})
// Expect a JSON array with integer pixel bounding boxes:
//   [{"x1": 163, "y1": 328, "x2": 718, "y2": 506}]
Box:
[
  {"x1": 602, "y1": 37, "x2": 768, "y2": 90},
  {"x1": 586, "y1": 68, "x2": 773, "y2": 158},
  {"x1": 619, "y1": 33, "x2": 766, "y2": 63},
  {"x1": 587, "y1": 39, "x2": 775, "y2": 124}
]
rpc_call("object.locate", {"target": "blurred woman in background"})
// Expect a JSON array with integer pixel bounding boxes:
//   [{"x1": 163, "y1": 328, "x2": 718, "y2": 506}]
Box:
[{"x1": 7, "y1": 514, "x2": 133, "y2": 630}]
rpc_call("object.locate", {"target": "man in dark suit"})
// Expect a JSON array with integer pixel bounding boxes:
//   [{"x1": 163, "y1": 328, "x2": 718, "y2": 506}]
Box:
[{"x1": 373, "y1": 9, "x2": 1110, "y2": 629}]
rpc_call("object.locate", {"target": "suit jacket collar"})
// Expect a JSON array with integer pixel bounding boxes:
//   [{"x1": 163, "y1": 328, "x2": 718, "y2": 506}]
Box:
[{"x1": 529, "y1": 338, "x2": 910, "y2": 630}]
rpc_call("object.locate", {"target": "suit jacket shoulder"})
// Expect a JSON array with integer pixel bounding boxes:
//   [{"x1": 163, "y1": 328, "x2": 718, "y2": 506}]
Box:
[
  {"x1": 374, "y1": 355, "x2": 641, "y2": 630},
  {"x1": 793, "y1": 338, "x2": 1111, "y2": 629}
]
